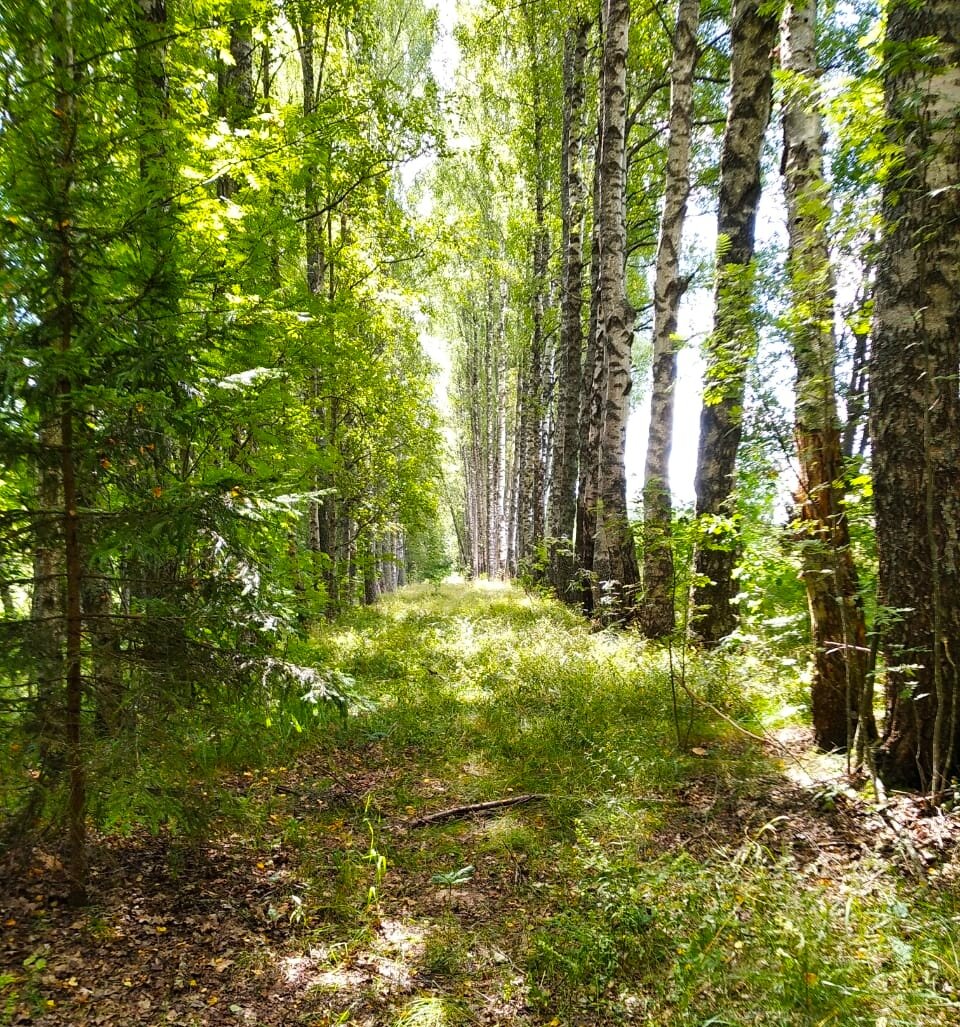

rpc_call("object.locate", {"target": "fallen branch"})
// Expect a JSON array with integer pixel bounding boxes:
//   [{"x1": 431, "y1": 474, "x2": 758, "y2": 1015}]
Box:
[{"x1": 406, "y1": 794, "x2": 549, "y2": 828}]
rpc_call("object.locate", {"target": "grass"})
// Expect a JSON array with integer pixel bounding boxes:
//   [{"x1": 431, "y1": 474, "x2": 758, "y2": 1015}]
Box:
[
  {"x1": 3, "y1": 579, "x2": 958, "y2": 1026},
  {"x1": 290, "y1": 581, "x2": 960, "y2": 1025}
]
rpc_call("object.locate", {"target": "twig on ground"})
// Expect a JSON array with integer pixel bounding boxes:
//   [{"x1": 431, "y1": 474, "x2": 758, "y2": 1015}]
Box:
[{"x1": 405, "y1": 794, "x2": 549, "y2": 827}]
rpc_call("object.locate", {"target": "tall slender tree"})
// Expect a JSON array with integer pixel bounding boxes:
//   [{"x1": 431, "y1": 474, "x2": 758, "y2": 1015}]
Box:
[
  {"x1": 591, "y1": 0, "x2": 641, "y2": 619},
  {"x1": 780, "y1": 0, "x2": 871, "y2": 752},
  {"x1": 691, "y1": 0, "x2": 780, "y2": 642},
  {"x1": 640, "y1": 0, "x2": 700, "y2": 637},
  {"x1": 547, "y1": 17, "x2": 591, "y2": 597},
  {"x1": 872, "y1": 0, "x2": 960, "y2": 791}
]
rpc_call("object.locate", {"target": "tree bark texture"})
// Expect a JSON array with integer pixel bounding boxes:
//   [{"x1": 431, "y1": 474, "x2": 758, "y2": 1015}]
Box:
[
  {"x1": 217, "y1": 19, "x2": 256, "y2": 198},
  {"x1": 692, "y1": 0, "x2": 779, "y2": 642},
  {"x1": 640, "y1": 0, "x2": 700, "y2": 637},
  {"x1": 515, "y1": 12, "x2": 551, "y2": 570},
  {"x1": 781, "y1": 0, "x2": 871, "y2": 753},
  {"x1": 871, "y1": 0, "x2": 960, "y2": 791},
  {"x1": 53, "y1": 0, "x2": 85, "y2": 907},
  {"x1": 592, "y1": 0, "x2": 641, "y2": 620},
  {"x1": 575, "y1": 132, "x2": 604, "y2": 613},
  {"x1": 547, "y1": 19, "x2": 590, "y2": 599}
]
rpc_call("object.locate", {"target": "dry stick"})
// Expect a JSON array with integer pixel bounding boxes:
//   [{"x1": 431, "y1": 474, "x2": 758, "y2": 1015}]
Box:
[
  {"x1": 674, "y1": 676, "x2": 791, "y2": 756},
  {"x1": 406, "y1": 794, "x2": 549, "y2": 827}
]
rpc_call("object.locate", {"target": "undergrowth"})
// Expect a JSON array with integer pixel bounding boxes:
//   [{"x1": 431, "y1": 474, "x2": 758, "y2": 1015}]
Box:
[
  {"x1": 5, "y1": 580, "x2": 958, "y2": 1026},
  {"x1": 299, "y1": 581, "x2": 960, "y2": 1025}
]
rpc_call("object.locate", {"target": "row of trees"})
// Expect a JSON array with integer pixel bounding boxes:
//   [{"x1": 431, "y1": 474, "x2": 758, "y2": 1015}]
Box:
[
  {"x1": 442, "y1": 0, "x2": 960, "y2": 792},
  {"x1": 0, "y1": 0, "x2": 445, "y2": 902}
]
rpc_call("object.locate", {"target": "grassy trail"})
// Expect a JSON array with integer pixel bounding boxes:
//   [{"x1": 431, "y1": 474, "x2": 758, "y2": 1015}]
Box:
[{"x1": 3, "y1": 581, "x2": 959, "y2": 1026}]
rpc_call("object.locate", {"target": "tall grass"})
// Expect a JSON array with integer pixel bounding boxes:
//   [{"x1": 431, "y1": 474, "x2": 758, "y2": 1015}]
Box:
[{"x1": 309, "y1": 581, "x2": 959, "y2": 1025}]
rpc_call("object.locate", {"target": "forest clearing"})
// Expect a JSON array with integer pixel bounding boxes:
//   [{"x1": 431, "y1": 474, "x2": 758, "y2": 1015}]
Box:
[{"x1": 3, "y1": 581, "x2": 960, "y2": 1026}]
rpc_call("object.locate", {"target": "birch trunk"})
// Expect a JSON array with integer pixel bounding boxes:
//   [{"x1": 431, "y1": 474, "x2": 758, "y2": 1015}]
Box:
[
  {"x1": 496, "y1": 283, "x2": 509, "y2": 576},
  {"x1": 592, "y1": 0, "x2": 641, "y2": 620},
  {"x1": 486, "y1": 299, "x2": 501, "y2": 577},
  {"x1": 547, "y1": 19, "x2": 590, "y2": 599},
  {"x1": 871, "y1": 0, "x2": 960, "y2": 791},
  {"x1": 640, "y1": 0, "x2": 700, "y2": 637},
  {"x1": 691, "y1": 0, "x2": 779, "y2": 642},
  {"x1": 781, "y1": 0, "x2": 871, "y2": 752},
  {"x1": 576, "y1": 133, "x2": 604, "y2": 612}
]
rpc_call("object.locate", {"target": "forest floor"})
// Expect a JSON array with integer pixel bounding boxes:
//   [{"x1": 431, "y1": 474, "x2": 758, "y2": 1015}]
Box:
[{"x1": 3, "y1": 581, "x2": 960, "y2": 1026}]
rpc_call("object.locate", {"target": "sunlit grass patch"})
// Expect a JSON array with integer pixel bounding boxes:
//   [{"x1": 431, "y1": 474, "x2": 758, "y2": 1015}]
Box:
[
  {"x1": 291, "y1": 581, "x2": 960, "y2": 1026},
  {"x1": 393, "y1": 995, "x2": 470, "y2": 1027},
  {"x1": 528, "y1": 837, "x2": 960, "y2": 1026}
]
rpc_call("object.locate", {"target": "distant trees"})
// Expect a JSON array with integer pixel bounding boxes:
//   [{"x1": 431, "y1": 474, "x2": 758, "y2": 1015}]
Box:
[{"x1": 445, "y1": 0, "x2": 669, "y2": 616}]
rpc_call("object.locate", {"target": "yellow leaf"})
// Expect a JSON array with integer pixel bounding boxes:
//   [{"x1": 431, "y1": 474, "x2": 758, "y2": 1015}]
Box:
[{"x1": 804, "y1": 972, "x2": 818, "y2": 986}]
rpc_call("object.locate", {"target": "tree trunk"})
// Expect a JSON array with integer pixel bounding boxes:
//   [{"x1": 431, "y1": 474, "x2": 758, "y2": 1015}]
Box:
[
  {"x1": 506, "y1": 364, "x2": 522, "y2": 576},
  {"x1": 496, "y1": 282, "x2": 509, "y2": 576},
  {"x1": 781, "y1": 0, "x2": 871, "y2": 753},
  {"x1": 31, "y1": 421, "x2": 65, "y2": 752},
  {"x1": 576, "y1": 129, "x2": 604, "y2": 613},
  {"x1": 528, "y1": 14, "x2": 550, "y2": 561},
  {"x1": 691, "y1": 0, "x2": 779, "y2": 642},
  {"x1": 52, "y1": 0, "x2": 86, "y2": 908},
  {"x1": 362, "y1": 533, "x2": 380, "y2": 606},
  {"x1": 217, "y1": 18, "x2": 255, "y2": 198},
  {"x1": 640, "y1": 0, "x2": 700, "y2": 637},
  {"x1": 592, "y1": 0, "x2": 641, "y2": 621},
  {"x1": 547, "y1": 18, "x2": 590, "y2": 600},
  {"x1": 871, "y1": 0, "x2": 960, "y2": 792}
]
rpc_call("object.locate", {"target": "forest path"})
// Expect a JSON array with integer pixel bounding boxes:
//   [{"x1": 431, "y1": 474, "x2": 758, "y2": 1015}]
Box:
[{"x1": 3, "y1": 581, "x2": 960, "y2": 1026}]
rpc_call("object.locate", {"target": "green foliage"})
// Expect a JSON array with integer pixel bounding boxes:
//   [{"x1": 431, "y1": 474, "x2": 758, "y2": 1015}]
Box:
[
  {"x1": 530, "y1": 842, "x2": 960, "y2": 1025},
  {"x1": 0, "y1": 0, "x2": 446, "y2": 858}
]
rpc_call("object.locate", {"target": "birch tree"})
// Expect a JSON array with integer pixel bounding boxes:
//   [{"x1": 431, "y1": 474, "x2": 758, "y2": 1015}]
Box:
[
  {"x1": 692, "y1": 0, "x2": 780, "y2": 643},
  {"x1": 640, "y1": 0, "x2": 700, "y2": 637},
  {"x1": 547, "y1": 18, "x2": 591, "y2": 598},
  {"x1": 591, "y1": 0, "x2": 642, "y2": 619},
  {"x1": 780, "y1": 0, "x2": 871, "y2": 753},
  {"x1": 872, "y1": 0, "x2": 960, "y2": 791}
]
